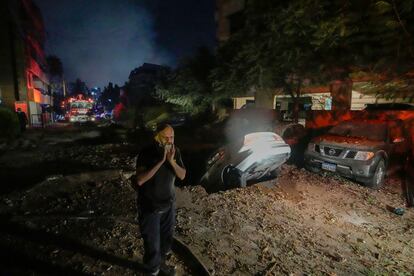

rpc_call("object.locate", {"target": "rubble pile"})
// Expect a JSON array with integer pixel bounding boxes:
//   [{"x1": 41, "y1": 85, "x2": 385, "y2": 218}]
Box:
[
  {"x1": 174, "y1": 165, "x2": 414, "y2": 275},
  {"x1": 1, "y1": 131, "x2": 413, "y2": 275}
]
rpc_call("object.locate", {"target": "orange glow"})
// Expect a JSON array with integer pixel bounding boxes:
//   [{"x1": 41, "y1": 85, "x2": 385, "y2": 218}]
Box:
[
  {"x1": 306, "y1": 110, "x2": 354, "y2": 129},
  {"x1": 14, "y1": 102, "x2": 28, "y2": 115},
  {"x1": 306, "y1": 110, "x2": 414, "y2": 156},
  {"x1": 306, "y1": 110, "x2": 414, "y2": 129},
  {"x1": 33, "y1": 89, "x2": 42, "y2": 103}
]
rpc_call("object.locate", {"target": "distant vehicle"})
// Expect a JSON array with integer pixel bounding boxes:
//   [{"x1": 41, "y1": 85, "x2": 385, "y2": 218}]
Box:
[
  {"x1": 200, "y1": 132, "x2": 291, "y2": 192},
  {"x1": 55, "y1": 114, "x2": 66, "y2": 122},
  {"x1": 304, "y1": 119, "x2": 408, "y2": 188},
  {"x1": 98, "y1": 112, "x2": 112, "y2": 120},
  {"x1": 62, "y1": 94, "x2": 96, "y2": 123}
]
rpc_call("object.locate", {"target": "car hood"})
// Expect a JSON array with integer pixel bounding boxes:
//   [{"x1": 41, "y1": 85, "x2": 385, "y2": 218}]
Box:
[{"x1": 313, "y1": 134, "x2": 386, "y2": 150}]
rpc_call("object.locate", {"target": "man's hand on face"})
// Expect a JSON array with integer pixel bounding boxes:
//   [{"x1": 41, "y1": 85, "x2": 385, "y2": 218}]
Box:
[
  {"x1": 161, "y1": 146, "x2": 167, "y2": 163},
  {"x1": 166, "y1": 144, "x2": 175, "y2": 164}
]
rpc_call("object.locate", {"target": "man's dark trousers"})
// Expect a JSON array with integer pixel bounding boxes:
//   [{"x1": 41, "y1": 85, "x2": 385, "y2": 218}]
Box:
[{"x1": 138, "y1": 203, "x2": 175, "y2": 273}]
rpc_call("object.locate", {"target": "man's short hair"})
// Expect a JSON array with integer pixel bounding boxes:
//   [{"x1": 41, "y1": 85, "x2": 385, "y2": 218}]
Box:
[{"x1": 155, "y1": 122, "x2": 172, "y2": 134}]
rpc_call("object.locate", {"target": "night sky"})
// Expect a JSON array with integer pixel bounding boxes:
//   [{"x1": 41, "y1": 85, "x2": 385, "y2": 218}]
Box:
[{"x1": 34, "y1": 0, "x2": 216, "y2": 88}]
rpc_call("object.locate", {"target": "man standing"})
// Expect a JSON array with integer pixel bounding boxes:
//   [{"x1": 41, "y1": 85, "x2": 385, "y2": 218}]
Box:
[
  {"x1": 135, "y1": 123, "x2": 186, "y2": 276},
  {"x1": 16, "y1": 108, "x2": 28, "y2": 132}
]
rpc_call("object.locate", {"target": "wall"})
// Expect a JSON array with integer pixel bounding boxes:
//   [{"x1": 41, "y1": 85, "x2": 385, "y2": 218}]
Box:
[
  {"x1": 351, "y1": 91, "x2": 413, "y2": 110},
  {"x1": 233, "y1": 96, "x2": 254, "y2": 109}
]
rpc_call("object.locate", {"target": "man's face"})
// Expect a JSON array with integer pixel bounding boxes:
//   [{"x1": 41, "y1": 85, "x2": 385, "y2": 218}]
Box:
[{"x1": 157, "y1": 127, "x2": 174, "y2": 146}]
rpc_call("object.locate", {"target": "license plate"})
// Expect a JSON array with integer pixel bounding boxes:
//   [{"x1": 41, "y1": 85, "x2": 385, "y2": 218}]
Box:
[{"x1": 322, "y1": 162, "x2": 336, "y2": 172}]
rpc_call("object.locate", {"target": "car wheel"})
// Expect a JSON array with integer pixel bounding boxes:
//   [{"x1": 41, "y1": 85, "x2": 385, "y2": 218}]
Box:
[
  {"x1": 366, "y1": 159, "x2": 386, "y2": 189},
  {"x1": 222, "y1": 165, "x2": 246, "y2": 189}
]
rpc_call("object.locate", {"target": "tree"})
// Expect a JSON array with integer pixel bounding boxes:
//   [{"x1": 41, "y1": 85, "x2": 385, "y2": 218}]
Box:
[
  {"x1": 212, "y1": 1, "x2": 322, "y2": 121},
  {"x1": 156, "y1": 47, "x2": 217, "y2": 114},
  {"x1": 211, "y1": 0, "x2": 414, "y2": 121},
  {"x1": 98, "y1": 82, "x2": 121, "y2": 111},
  {"x1": 341, "y1": 0, "x2": 414, "y2": 100},
  {"x1": 47, "y1": 55, "x2": 65, "y2": 115},
  {"x1": 47, "y1": 55, "x2": 63, "y2": 77},
  {"x1": 124, "y1": 63, "x2": 170, "y2": 128},
  {"x1": 69, "y1": 78, "x2": 90, "y2": 96}
]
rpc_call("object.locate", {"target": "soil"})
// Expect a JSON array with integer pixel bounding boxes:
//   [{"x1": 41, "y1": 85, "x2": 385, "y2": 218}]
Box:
[{"x1": 0, "y1": 126, "x2": 413, "y2": 275}]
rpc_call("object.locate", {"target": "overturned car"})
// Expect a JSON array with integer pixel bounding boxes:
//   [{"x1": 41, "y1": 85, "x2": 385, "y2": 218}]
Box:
[{"x1": 200, "y1": 132, "x2": 291, "y2": 193}]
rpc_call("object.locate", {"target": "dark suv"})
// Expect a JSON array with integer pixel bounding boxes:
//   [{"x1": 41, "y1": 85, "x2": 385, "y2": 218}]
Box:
[{"x1": 304, "y1": 119, "x2": 408, "y2": 188}]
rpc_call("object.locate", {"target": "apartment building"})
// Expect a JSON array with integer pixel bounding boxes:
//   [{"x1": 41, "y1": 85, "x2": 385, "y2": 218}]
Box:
[{"x1": 0, "y1": 0, "x2": 50, "y2": 126}]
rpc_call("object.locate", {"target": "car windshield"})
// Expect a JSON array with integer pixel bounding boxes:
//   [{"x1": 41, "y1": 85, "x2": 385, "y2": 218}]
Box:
[
  {"x1": 70, "y1": 102, "x2": 92, "y2": 109},
  {"x1": 328, "y1": 121, "x2": 387, "y2": 141}
]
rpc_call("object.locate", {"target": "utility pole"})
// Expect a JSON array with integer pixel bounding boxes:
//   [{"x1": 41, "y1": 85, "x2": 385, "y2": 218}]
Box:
[{"x1": 62, "y1": 79, "x2": 66, "y2": 97}]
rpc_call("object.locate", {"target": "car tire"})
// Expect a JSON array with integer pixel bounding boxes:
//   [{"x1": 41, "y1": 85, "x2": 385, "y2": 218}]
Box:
[
  {"x1": 222, "y1": 165, "x2": 246, "y2": 189},
  {"x1": 366, "y1": 159, "x2": 386, "y2": 189}
]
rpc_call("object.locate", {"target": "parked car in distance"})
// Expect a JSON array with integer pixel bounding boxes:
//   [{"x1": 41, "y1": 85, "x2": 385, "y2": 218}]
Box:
[
  {"x1": 304, "y1": 119, "x2": 408, "y2": 189},
  {"x1": 200, "y1": 132, "x2": 291, "y2": 193}
]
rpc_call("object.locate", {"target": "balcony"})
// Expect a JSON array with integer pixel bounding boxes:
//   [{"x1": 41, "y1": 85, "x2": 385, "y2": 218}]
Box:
[
  {"x1": 32, "y1": 76, "x2": 50, "y2": 95},
  {"x1": 27, "y1": 57, "x2": 47, "y2": 81}
]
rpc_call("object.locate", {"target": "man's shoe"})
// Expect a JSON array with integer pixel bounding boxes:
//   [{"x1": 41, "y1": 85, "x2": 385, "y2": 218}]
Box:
[{"x1": 159, "y1": 263, "x2": 176, "y2": 276}]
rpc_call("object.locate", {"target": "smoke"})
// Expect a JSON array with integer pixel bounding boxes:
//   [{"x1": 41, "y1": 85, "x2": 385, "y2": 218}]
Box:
[
  {"x1": 35, "y1": 0, "x2": 173, "y2": 88},
  {"x1": 225, "y1": 109, "x2": 278, "y2": 144}
]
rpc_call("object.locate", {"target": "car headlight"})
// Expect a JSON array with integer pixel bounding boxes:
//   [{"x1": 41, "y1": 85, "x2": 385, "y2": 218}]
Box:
[
  {"x1": 307, "y1": 142, "x2": 315, "y2": 152},
  {"x1": 354, "y1": 151, "x2": 375, "y2": 160}
]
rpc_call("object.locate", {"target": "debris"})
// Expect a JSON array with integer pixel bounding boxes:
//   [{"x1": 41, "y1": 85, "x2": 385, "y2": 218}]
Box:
[
  {"x1": 46, "y1": 174, "x2": 64, "y2": 181},
  {"x1": 393, "y1": 207, "x2": 405, "y2": 216},
  {"x1": 357, "y1": 238, "x2": 366, "y2": 244},
  {"x1": 1, "y1": 128, "x2": 412, "y2": 275}
]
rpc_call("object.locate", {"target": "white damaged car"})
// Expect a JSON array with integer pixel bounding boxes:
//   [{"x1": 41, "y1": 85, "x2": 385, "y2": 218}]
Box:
[{"x1": 200, "y1": 132, "x2": 291, "y2": 192}]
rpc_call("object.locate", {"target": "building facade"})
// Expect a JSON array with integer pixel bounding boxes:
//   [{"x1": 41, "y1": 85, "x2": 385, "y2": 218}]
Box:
[
  {"x1": 215, "y1": 0, "x2": 245, "y2": 44},
  {"x1": 0, "y1": 0, "x2": 50, "y2": 126}
]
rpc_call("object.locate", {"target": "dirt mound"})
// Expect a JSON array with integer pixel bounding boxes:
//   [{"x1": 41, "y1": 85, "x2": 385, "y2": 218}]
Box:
[{"x1": 175, "y1": 165, "x2": 414, "y2": 275}]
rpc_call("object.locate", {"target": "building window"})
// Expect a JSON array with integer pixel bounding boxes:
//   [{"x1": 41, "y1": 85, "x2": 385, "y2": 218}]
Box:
[{"x1": 324, "y1": 97, "x2": 332, "y2": 110}]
